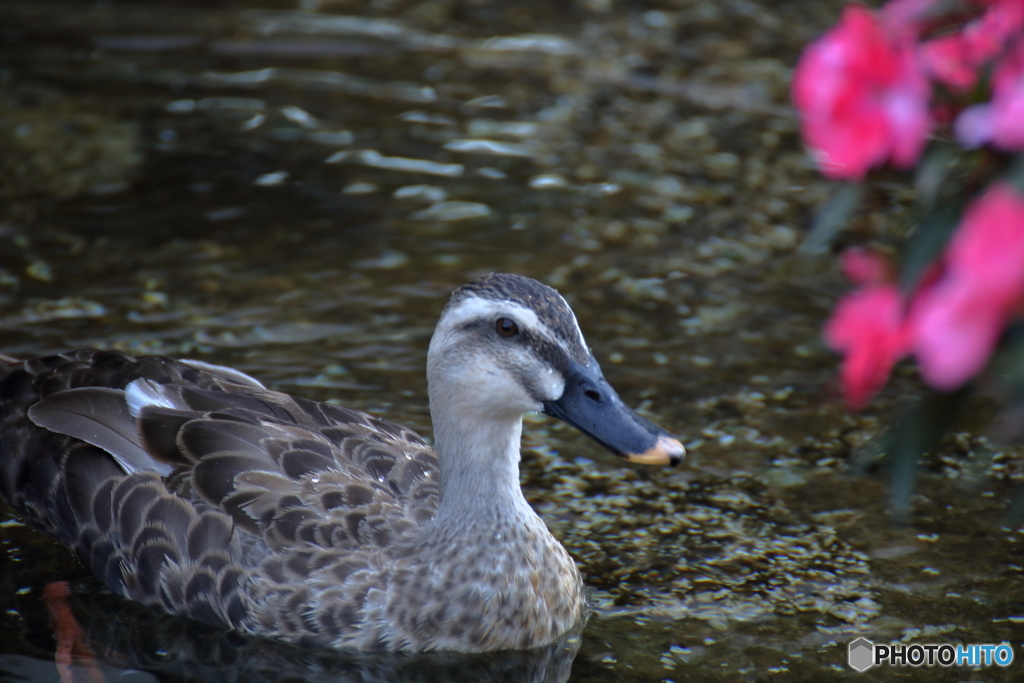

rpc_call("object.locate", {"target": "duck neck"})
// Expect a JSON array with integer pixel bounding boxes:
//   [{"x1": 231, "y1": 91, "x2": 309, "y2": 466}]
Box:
[{"x1": 428, "y1": 401, "x2": 534, "y2": 524}]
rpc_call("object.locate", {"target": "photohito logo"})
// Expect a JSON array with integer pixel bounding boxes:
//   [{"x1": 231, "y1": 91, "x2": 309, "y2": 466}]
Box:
[{"x1": 848, "y1": 638, "x2": 1014, "y2": 671}]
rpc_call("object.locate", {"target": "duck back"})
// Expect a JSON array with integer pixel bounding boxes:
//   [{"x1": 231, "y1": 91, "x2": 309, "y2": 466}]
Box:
[{"x1": 0, "y1": 349, "x2": 441, "y2": 646}]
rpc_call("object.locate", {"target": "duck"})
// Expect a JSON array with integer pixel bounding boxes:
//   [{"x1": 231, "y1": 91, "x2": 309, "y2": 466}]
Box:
[{"x1": 0, "y1": 273, "x2": 684, "y2": 653}]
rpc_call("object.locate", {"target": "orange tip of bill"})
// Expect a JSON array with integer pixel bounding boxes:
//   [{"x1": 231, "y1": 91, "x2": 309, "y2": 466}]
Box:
[{"x1": 625, "y1": 435, "x2": 685, "y2": 466}]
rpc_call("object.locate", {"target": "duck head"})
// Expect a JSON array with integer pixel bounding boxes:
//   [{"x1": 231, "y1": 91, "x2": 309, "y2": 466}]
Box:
[{"x1": 427, "y1": 273, "x2": 684, "y2": 466}]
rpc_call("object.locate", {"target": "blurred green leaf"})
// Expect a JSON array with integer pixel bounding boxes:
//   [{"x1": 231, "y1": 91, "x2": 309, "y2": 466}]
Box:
[
  {"x1": 989, "y1": 322, "x2": 1024, "y2": 382},
  {"x1": 982, "y1": 323, "x2": 1024, "y2": 444},
  {"x1": 880, "y1": 388, "x2": 971, "y2": 521},
  {"x1": 898, "y1": 202, "x2": 962, "y2": 295},
  {"x1": 1008, "y1": 154, "x2": 1024, "y2": 194},
  {"x1": 914, "y1": 145, "x2": 960, "y2": 207},
  {"x1": 800, "y1": 182, "x2": 864, "y2": 254}
]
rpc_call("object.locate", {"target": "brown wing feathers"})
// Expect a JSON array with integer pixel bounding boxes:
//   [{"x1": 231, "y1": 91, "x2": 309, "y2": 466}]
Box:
[
  {"x1": 0, "y1": 349, "x2": 441, "y2": 635},
  {"x1": 29, "y1": 387, "x2": 170, "y2": 475}
]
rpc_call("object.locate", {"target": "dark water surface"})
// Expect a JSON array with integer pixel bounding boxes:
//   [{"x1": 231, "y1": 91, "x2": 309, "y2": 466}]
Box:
[{"x1": 1, "y1": 1, "x2": 1022, "y2": 681}]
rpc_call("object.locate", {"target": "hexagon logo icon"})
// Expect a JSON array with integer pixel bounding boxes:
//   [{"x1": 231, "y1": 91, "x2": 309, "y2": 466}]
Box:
[{"x1": 848, "y1": 637, "x2": 875, "y2": 671}]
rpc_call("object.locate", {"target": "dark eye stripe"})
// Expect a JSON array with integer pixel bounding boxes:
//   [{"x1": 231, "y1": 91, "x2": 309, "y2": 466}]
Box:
[
  {"x1": 446, "y1": 274, "x2": 591, "y2": 363},
  {"x1": 519, "y1": 330, "x2": 570, "y2": 374}
]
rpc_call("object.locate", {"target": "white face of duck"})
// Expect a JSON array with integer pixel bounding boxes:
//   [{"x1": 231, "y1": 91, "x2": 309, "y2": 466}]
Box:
[
  {"x1": 428, "y1": 295, "x2": 571, "y2": 419},
  {"x1": 427, "y1": 274, "x2": 685, "y2": 467}
]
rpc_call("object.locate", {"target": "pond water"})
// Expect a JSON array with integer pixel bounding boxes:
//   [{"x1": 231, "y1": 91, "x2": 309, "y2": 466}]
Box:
[{"x1": 1, "y1": 1, "x2": 1022, "y2": 681}]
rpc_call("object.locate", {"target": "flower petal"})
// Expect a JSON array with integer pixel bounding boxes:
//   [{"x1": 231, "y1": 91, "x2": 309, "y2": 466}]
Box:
[
  {"x1": 793, "y1": 5, "x2": 930, "y2": 179},
  {"x1": 913, "y1": 282, "x2": 1005, "y2": 390},
  {"x1": 911, "y1": 183, "x2": 1024, "y2": 390},
  {"x1": 826, "y1": 284, "x2": 913, "y2": 409}
]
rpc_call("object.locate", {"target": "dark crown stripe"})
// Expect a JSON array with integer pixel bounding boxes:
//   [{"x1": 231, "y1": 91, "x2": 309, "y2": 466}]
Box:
[{"x1": 447, "y1": 274, "x2": 589, "y2": 363}]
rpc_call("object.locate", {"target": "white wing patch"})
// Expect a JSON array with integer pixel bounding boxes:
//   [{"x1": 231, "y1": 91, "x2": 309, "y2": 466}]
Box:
[
  {"x1": 125, "y1": 378, "x2": 180, "y2": 418},
  {"x1": 180, "y1": 359, "x2": 268, "y2": 389}
]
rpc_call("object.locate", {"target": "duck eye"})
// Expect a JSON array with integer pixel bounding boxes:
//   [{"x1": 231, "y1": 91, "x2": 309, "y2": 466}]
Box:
[{"x1": 495, "y1": 317, "x2": 519, "y2": 337}]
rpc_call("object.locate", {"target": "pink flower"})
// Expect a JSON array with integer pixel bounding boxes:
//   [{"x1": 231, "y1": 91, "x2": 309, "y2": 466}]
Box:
[
  {"x1": 826, "y1": 282, "x2": 915, "y2": 410},
  {"x1": 793, "y1": 5, "x2": 931, "y2": 179},
  {"x1": 922, "y1": 34, "x2": 983, "y2": 91},
  {"x1": 914, "y1": 183, "x2": 1024, "y2": 389},
  {"x1": 841, "y1": 247, "x2": 896, "y2": 284},
  {"x1": 955, "y1": 39, "x2": 1024, "y2": 149},
  {"x1": 922, "y1": 0, "x2": 1024, "y2": 91},
  {"x1": 880, "y1": 0, "x2": 944, "y2": 38}
]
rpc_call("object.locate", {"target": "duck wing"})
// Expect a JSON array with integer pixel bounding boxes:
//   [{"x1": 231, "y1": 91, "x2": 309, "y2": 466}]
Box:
[{"x1": 0, "y1": 349, "x2": 440, "y2": 634}]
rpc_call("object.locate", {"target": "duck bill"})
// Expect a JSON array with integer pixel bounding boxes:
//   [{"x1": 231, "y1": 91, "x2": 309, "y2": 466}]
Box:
[{"x1": 542, "y1": 358, "x2": 684, "y2": 466}]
